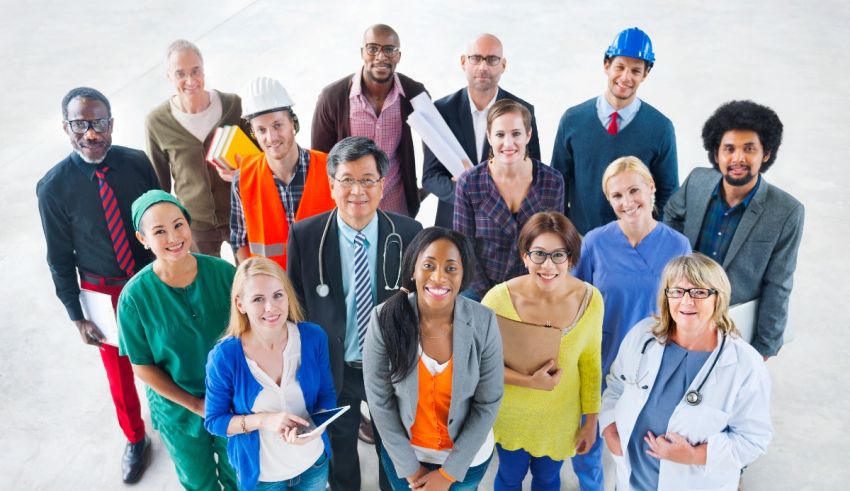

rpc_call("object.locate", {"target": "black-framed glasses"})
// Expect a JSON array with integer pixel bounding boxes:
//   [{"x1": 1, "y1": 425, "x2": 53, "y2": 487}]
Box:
[
  {"x1": 331, "y1": 176, "x2": 382, "y2": 189},
  {"x1": 665, "y1": 287, "x2": 717, "y2": 299},
  {"x1": 363, "y1": 43, "x2": 400, "y2": 57},
  {"x1": 65, "y1": 118, "x2": 112, "y2": 134},
  {"x1": 466, "y1": 54, "x2": 502, "y2": 66},
  {"x1": 526, "y1": 249, "x2": 571, "y2": 265}
]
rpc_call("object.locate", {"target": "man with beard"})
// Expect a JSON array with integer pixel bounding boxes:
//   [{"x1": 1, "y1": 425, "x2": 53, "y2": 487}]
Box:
[
  {"x1": 422, "y1": 33, "x2": 540, "y2": 228},
  {"x1": 230, "y1": 76, "x2": 335, "y2": 268},
  {"x1": 551, "y1": 27, "x2": 679, "y2": 235},
  {"x1": 36, "y1": 87, "x2": 159, "y2": 483},
  {"x1": 312, "y1": 24, "x2": 428, "y2": 219},
  {"x1": 665, "y1": 100, "x2": 804, "y2": 360}
]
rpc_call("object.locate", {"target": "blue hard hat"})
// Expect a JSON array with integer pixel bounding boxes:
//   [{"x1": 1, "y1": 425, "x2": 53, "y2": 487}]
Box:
[{"x1": 605, "y1": 27, "x2": 655, "y2": 66}]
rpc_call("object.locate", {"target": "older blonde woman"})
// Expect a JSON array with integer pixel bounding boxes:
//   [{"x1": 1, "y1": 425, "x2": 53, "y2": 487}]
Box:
[{"x1": 600, "y1": 254, "x2": 772, "y2": 491}]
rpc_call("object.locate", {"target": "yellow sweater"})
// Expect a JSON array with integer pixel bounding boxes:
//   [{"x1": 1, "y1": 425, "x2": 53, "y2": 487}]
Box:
[{"x1": 481, "y1": 281, "x2": 602, "y2": 460}]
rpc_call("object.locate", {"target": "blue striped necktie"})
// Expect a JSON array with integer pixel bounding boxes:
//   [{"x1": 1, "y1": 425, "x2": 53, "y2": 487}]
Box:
[{"x1": 353, "y1": 232, "x2": 373, "y2": 352}]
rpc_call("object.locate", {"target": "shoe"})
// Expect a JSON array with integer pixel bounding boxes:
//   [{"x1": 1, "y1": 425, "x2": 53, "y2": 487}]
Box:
[
  {"x1": 122, "y1": 434, "x2": 151, "y2": 484},
  {"x1": 358, "y1": 415, "x2": 375, "y2": 445}
]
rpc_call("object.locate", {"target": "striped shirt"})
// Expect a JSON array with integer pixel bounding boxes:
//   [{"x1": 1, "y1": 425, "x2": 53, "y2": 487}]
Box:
[
  {"x1": 696, "y1": 176, "x2": 762, "y2": 263},
  {"x1": 229, "y1": 147, "x2": 310, "y2": 251},
  {"x1": 348, "y1": 70, "x2": 407, "y2": 215}
]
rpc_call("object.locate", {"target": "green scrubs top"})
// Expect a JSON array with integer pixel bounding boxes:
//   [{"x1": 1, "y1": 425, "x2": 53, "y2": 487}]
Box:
[{"x1": 118, "y1": 254, "x2": 236, "y2": 436}]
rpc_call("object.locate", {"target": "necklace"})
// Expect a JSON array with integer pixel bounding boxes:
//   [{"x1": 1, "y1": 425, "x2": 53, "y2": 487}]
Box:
[{"x1": 420, "y1": 323, "x2": 452, "y2": 339}]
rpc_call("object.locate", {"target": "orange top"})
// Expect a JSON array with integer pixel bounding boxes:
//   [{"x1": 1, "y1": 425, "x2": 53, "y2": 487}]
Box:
[
  {"x1": 239, "y1": 149, "x2": 335, "y2": 269},
  {"x1": 410, "y1": 356, "x2": 454, "y2": 450}
]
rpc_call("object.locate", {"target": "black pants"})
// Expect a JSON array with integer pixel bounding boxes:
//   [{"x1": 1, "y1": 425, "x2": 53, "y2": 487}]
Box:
[{"x1": 328, "y1": 363, "x2": 390, "y2": 491}]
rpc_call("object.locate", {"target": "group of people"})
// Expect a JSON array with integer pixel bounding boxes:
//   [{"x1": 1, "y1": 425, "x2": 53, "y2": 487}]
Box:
[{"x1": 36, "y1": 21, "x2": 804, "y2": 491}]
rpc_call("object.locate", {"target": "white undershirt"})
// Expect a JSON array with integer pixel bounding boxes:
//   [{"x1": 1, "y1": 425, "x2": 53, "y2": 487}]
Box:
[
  {"x1": 411, "y1": 347, "x2": 495, "y2": 468},
  {"x1": 246, "y1": 322, "x2": 323, "y2": 482},
  {"x1": 169, "y1": 89, "x2": 222, "y2": 142},
  {"x1": 467, "y1": 90, "x2": 497, "y2": 163}
]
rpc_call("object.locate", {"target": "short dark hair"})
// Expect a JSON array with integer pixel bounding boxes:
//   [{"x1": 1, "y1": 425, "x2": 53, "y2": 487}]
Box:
[
  {"x1": 702, "y1": 100, "x2": 783, "y2": 172},
  {"x1": 61, "y1": 87, "x2": 111, "y2": 120},
  {"x1": 326, "y1": 136, "x2": 389, "y2": 177},
  {"x1": 603, "y1": 55, "x2": 652, "y2": 74},
  {"x1": 377, "y1": 227, "x2": 476, "y2": 383},
  {"x1": 517, "y1": 212, "x2": 582, "y2": 267},
  {"x1": 486, "y1": 99, "x2": 532, "y2": 135}
]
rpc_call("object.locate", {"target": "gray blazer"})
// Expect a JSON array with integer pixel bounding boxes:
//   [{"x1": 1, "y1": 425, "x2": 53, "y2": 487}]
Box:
[
  {"x1": 363, "y1": 294, "x2": 504, "y2": 481},
  {"x1": 664, "y1": 167, "x2": 805, "y2": 356}
]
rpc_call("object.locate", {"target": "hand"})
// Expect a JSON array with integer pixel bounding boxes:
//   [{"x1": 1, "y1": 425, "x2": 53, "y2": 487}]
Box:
[
  {"x1": 405, "y1": 466, "x2": 430, "y2": 488},
  {"x1": 215, "y1": 165, "x2": 236, "y2": 182},
  {"x1": 644, "y1": 431, "x2": 706, "y2": 465},
  {"x1": 74, "y1": 319, "x2": 105, "y2": 347},
  {"x1": 262, "y1": 411, "x2": 310, "y2": 434},
  {"x1": 282, "y1": 424, "x2": 322, "y2": 445},
  {"x1": 411, "y1": 469, "x2": 452, "y2": 491},
  {"x1": 528, "y1": 360, "x2": 562, "y2": 391},
  {"x1": 601, "y1": 423, "x2": 623, "y2": 456},
  {"x1": 575, "y1": 418, "x2": 598, "y2": 455},
  {"x1": 763, "y1": 355, "x2": 770, "y2": 362}
]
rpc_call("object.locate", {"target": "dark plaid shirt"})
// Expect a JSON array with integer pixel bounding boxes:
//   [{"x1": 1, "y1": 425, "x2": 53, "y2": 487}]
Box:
[
  {"x1": 453, "y1": 160, "x2": 565, "y2": 298},
  {"x1": 696, "y1": 176, "x2": 762, "y2": 263}
]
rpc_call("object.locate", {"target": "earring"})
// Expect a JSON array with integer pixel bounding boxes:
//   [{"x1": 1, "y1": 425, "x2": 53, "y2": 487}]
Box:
[{"x1": 144, "y1": 244, "x2": 150, "y2": 250}]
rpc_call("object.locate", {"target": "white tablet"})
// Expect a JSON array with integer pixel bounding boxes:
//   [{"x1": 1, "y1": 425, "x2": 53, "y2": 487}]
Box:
[{"x1": 298, "y1": 405, "x2": 351, "y2": 438}]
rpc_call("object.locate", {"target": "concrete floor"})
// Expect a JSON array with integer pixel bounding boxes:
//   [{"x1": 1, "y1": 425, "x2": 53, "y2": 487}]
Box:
[{"x1": 1, "y1": 1, "x2": 847, "y2": 489}]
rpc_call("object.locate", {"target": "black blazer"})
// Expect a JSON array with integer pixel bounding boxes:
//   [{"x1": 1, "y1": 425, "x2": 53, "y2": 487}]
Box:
[
  {"x1": 422, "y1": 87, "x2": 541, "y2": 228},
  {"x1": 287, "y1": 209, "x2": 423, "y2": 391}
]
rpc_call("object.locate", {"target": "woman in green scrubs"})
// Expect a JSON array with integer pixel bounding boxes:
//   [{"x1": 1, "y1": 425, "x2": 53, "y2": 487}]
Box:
[{"x1": 117, "y1": 190, "x2": 237, "y2": 490}]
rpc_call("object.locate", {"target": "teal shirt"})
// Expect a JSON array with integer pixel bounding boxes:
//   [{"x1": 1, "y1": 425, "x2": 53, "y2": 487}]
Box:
[
  {"x1": 118, "y1": 254, "x2": 236, "y2": 436},
  {"x1": 337, "y1": 212, "x2": 378, "y2": 362}
]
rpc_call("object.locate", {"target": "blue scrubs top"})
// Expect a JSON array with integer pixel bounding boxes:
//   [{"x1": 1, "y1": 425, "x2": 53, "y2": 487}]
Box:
[
  {"x1": 627, "y1": 342, "x2": 711, "y2": 491},
  {"x1": 574, "y1": 221, "x2": 691, "y2": 378}
]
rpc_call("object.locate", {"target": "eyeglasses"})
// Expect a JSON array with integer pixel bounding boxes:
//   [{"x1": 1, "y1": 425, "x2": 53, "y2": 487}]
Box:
[
  {"x1": 665, "y1": 288, "x2": 717, "y2": 299},
  {"x1": 363, "y1": 43, "x2": 400, "y2": 57},
  {"x1": 466, "y1": 54, "x2": 502, "y2": 66},
  {"x1": 65, "y1": 118, "x2": 112, "y2": 134},
  {"x1": 526, "y1": 249, "x2": 571, "y2": 265},
  {"x1": 331, "y1": 176, "x2": 382, "y2": 189},
  {"x1": 172, "y1": 67, "x2": 204, "y2": 81}
]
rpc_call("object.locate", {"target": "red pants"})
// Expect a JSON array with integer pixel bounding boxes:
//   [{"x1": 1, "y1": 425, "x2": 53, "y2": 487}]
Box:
[{"x1": 80, "y1": 278, "x2": 146, "y2": 443}]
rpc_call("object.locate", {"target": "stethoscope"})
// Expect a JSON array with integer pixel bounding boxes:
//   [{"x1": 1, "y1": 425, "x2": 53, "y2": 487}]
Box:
[
  {"x1": 315, "y1": 208, "x2": 403, "y2": 298},
  {"x1": 621, "y1": 333, "x2": 727, "y2": 406}
]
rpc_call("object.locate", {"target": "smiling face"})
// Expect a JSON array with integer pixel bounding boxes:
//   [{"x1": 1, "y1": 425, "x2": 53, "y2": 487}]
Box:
[
  {"x1": 716, "y1": 129, "x2": 768, "y2": 188},
  {"x1": 236, "y1": 274, "x2": 289, "y2": 333},
  {"x1": 329, "y1": 154, "x2": 384, "y2": 230},
  {"x1": 64, "y1": 97, "x2": 113, "y2": 164},
  {"x1": 603, "y1": 56, "x2": 648, "y2": 107},
  {"x1": 167, "y1": 48, "x2": 205, "y2": 101},
  {"x1": 605, "y1": 170, "x2": 656, "y2": 225},
  {"x1": 414, "y1": 238, "x2": 464, "y2": 313},
  {"x1": 249, "y1": 110, "x2": 298, "y2": 164},
  {"x1": 136, "y1": 202, "x2": 192, "y2": 263},
  {"x1": 522, "y1": 232, "x2": 572, "y2": 291},
  {"x1": 361, "y1": 28, "x2": 400, "y2": 84},
  {"x1": 487, "y1": 111, "x2": 531, "y2": 165},
  {"x1": 668, "y1": 279, "x2": 717, "y2": 333}
]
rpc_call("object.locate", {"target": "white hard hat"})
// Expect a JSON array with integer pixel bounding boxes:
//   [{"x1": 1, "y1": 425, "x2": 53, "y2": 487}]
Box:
[{"x1": 241, "y1": 76, "x2": 295, "y2": 118}]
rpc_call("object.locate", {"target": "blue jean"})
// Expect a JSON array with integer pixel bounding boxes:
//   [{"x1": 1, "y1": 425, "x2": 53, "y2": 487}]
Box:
[
  {"x1": 494, "y1": 444, "x2": 563, "y2": 491},
  {"x1": 255, "y1": 451, "x2": 329, "y2": 491},
  {"x1": 380, "y1": 446, "x2": 492, "y2": 490},
  {"x1": 570, "y1": 416, "x2": 604, "y2": 491}
]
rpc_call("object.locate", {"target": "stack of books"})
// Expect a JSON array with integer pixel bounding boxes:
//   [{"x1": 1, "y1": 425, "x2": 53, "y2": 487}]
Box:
[{"x1": 206, "y1": 125, "x2": 261, "y2": 170}]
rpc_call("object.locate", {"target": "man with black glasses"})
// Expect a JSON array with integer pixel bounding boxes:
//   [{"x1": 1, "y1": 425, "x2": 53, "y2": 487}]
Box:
[
  {"x1": 36, "y1": 87, "x2": 159, "y2": 484},
  {"x1": 312, "y1": 24, "x2": 429, "y2": 219},
  {"x1": 423, "y1": 33, "x2": 541, "y2": 228}
]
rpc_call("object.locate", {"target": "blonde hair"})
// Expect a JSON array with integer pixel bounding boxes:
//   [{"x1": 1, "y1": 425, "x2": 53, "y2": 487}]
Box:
[
  {"x1": 225, "y1": 257, "x2": 304, "y2": 338},
  {"x1": 601, "y1": 156, "x2": 657, "y2": 212},
  {"x1": 653, "y1": 253, "x2": 739, "y2": 341}
]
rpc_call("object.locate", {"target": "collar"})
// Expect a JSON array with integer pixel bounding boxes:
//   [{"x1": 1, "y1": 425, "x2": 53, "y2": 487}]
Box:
[
  {"x1": 467, "y1": 88, "x2": 498, "y2": 114},
  {"x1": 596, "y1": 94, "x2": 641, "y2": 120},
  {"x1": 711, "y1": 174, "x2": 762, "y2": 210},
  {"x1": 336, "y1": 211, "x2": 379, "y2": 245},
  {"x1": 70, "y1": 147, "x2": 114, "y2": 181},
  {"x1": 349, "y1": 69, "x2": 405, "y2": 99}
]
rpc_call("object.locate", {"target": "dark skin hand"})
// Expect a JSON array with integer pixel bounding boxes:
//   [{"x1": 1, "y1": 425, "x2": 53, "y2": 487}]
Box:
[{"x1": 74, "y1": 319, "x2": 106, "y2": 347}]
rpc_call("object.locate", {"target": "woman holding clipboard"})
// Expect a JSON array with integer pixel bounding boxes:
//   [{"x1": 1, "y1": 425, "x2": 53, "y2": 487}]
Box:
[
  {"x1": 481, "y1": 212, "x2": 602, "y2": 491},
  {"x1": 204, "y1": 256, "x2": 336, "y2": 491}
]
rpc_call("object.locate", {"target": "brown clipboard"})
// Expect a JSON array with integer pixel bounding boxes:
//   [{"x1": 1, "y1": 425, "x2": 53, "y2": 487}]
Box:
[{"x1": 496, "y1": 314, "x2": 563, "y2": 376}]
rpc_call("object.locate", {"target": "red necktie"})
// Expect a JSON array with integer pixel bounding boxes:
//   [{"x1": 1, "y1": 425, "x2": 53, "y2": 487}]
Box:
[
  {"x1": 607, "y1": 111, "x2": 619, "y2": 135},
  {"x1": 95, "y1": 166, "x2": 135, "y2": 276}
]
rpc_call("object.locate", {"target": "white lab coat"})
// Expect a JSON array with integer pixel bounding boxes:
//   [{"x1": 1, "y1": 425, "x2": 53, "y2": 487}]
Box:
[{"x1": 599, "y1": 318, "x2": 772, "y2": 491}]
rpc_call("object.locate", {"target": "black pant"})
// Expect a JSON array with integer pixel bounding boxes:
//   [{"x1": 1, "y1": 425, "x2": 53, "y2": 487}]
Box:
[{"x1": 328, "y1": 363, "x2": 390, "y2": 491}]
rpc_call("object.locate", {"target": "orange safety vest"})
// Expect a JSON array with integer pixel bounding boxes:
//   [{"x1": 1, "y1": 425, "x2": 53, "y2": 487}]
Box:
[{"x1": 239, "y1": 149, "x2": 335, "y2": 269}]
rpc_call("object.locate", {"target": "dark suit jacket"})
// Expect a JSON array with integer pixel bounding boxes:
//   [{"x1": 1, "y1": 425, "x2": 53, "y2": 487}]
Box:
[
  {"x1": 422, "y1": 87, "x2": 541, "y2": 228},
  {"x1": 311, "y1": 72, "x2": 428, "y2": 217},
  {"x1": 664, "y1": 168, "x2": 805, "y2": 357},
  {"x1": 287, "y1": 209, "x2": 423, "y2": 391}
]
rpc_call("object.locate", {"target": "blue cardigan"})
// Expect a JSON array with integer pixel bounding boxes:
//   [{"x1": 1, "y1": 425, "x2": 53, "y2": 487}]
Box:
[{"x1": 205, "y1": 322, "x2": 336, "y2": 491}]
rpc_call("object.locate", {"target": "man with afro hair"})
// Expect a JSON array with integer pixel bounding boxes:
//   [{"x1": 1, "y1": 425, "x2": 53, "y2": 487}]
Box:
[{"x1": 664, "y1": 100, "x2": 804, "y2": 359}]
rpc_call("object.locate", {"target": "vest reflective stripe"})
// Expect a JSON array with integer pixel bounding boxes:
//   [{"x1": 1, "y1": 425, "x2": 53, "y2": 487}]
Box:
[{"x1": 239, "y1": 149, "x2": 336, "y2": 269}]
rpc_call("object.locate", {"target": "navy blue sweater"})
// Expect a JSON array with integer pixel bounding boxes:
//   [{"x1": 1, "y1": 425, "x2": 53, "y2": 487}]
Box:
[{"x1": 551, "y1": 98, "x2": 678, "y2": 234}]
